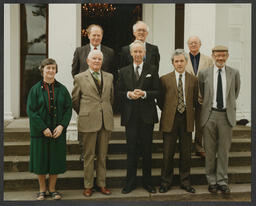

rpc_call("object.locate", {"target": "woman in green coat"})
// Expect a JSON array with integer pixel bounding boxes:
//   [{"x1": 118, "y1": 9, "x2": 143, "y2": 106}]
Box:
[{"x1": 27, "y1": 58, "x2": 72, "y2": 200}]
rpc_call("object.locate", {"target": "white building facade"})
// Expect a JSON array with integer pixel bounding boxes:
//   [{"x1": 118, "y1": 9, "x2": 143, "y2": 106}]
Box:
[{"x1": 4, "y1": 4, "x2": 251, "y2": 139}]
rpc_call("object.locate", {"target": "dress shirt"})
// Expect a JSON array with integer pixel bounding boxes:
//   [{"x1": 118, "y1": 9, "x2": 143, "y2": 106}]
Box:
[
  {"x1": 212, "y1": 65, "x2": 226, "y2": 109},
  {"x1": 89, "y1": 68, "x2": 101, "y2": 82},
  {"x1": 90, "y1": 44, "x2": 101, "y2": 51},
  {"x1": 175, "y1": 70, "x2": 186, "y2": 105}
]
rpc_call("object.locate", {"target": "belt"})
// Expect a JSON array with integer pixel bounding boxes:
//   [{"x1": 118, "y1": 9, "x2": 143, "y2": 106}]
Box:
[{"x1": 212, "y1": 108, "x2": 226, "y2": 112}]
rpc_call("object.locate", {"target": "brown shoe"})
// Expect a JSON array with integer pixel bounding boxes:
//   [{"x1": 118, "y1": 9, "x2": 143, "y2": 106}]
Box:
[
  {"x1": 83, "y1": 188, "x2": 93, "y2": 197},
  {"x1": 97, "y1": 187, "x2": 111, "y2": 195}
]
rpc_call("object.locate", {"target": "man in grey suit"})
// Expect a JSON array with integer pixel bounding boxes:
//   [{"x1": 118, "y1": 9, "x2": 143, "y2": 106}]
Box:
[
  {"x1": 119, "y1": 21, "x2": 160, "y2": 72},
  {"x1": 71, "y1": 24, "x2": 115, "y2": 161},
  {"x1": 198, "y1": 45, "x2": 240, "y2": 194},
  {"x1": 186, "y1": 36, "x2": 213, "y2": 158},
  {"x1": 72, "y1": 50, "x2": 114, "y2": 197}
]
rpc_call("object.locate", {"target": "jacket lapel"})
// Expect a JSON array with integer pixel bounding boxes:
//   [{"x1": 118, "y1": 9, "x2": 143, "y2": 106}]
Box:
[
  {"x1": 85, "y1": 70, "x2": 99, "y2": 94},
  {"x1": 170, "y1": 71, "x2": 178, "y2": 96},
  {"x1": 83, "y1": 44, "x2": 90, "y2": 66},
  {"x1": 225, "y1": 66, "x2": 232, "y2": 98},
  {"x1": 102, "y1": 71, "x2": 107, "y2": 95},
  {"x1": 186, "y1": 55, "x2": 195, "y2": 75},
  {"x1": 208, "y1": 66, "x2": 214, "y2": 100},
  {"x1": 185, "y1": 72, "x2": 190, "y2": 101}
]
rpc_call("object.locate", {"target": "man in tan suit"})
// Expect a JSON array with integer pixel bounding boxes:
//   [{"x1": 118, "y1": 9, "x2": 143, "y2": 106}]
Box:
[
  {"x1": 72, "y1": 50, "x2": 114, "y2": 197},
  {"x1": 185, "y1": 36, "x2": 213, "y2": 158},
  {"x1": 158, "y1": 49, "x2": 198, "y2": 194}
]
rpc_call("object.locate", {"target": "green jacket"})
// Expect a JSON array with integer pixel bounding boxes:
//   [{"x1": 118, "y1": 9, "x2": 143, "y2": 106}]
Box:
[{"x1": 27, "y1": 80, "x2": 72, "y2": 138}]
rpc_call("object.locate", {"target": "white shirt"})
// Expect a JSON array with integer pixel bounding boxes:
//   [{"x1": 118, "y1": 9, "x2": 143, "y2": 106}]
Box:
[
  {"x1": 133, "y1": 62, "x2": 144, "y2": 76},
  {"x1": 89, "y1": 68, "x2": 101, "y2": 81},
  {"x1": 90, "y1": 44, "x2": 101, "y2": 51},
  {"x1": 213, "y1": 65, "x2": 226, "y2": 109},
  {"x1": 175, "y1": 70, "x2": 186, "y2": 105}
]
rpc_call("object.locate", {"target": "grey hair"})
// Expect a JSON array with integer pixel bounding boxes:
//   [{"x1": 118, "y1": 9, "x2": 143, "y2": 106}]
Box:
[
  {"x1": 87, "y1": 49, "x2": 104, "y2": 61},
  {"x1": 133, "y1": 21, "x2": 149, "y2": 32},
  {"x1": 129, "y1": 40, "x2": 146, "y2": 52},
  {"x1": 187, "y1": 35, "x2": 201, "y2": 45},
  {"x1": 171, "y1": 49, "x2": 188, "y2": 62}
]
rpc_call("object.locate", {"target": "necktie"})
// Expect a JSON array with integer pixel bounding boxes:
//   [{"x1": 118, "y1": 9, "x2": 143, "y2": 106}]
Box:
[
  {"x1": 177, "y1": 74, "x2": 185, "y2": 113},
  {"x1": 193, "y1": 56, "x2": 198, "y2": 75},
  {"x1": 216, "y1": 69, "x2": 223, "y2": 109},
  {"x1": 135, "y1": 66, "x2": 140, "y2": 81},
  {"x1": 93, "y1": 71, "x2": 101, "y2": 85}
]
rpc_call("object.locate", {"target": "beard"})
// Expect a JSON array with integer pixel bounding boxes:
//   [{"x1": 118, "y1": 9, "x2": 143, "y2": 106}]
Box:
[{"x1": 215, "y1": 61, "x2": 226, "y2": 68}]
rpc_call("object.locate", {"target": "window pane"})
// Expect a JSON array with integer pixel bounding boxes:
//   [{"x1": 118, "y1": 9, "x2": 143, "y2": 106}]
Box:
[{"x1": 25, "y1": 4, "x2": 47, "y2": 54}]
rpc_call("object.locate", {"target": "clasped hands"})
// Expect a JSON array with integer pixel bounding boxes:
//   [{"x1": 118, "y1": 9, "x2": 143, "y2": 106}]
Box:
[
  {"x1": 128, "y1": 89, "x2": 146, "y2": 100},
  {"x1": 43, "y1": 125, "x2": 64, "y2": 139}
]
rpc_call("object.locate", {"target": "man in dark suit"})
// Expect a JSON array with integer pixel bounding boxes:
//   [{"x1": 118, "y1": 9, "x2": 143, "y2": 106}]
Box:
[
  {"x1": 71, "y1": 24, "x2": 115, "y2": 161},
  {"x1": 118, "y1": 40, "x2": 160, "y2": 194},
  {"x1": 158, "y1": 49, "x2": 198, "y2": 194},
  {"x1": 119, "y1": 21, "x2": 160, "y2": 72},
  {"x1": 72, "y1": 24, "x2": 115, "y2": 77},
  {"x1": 198, "y1": 45, "x2": 240, "y2": 194}
]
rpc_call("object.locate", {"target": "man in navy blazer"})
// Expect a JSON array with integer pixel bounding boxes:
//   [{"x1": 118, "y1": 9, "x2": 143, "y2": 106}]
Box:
[
  {"x1": 118, "y1": 40, "x2": 160, "y2": 194},
  {"x1": 119, "y1": 21, "x2": 160, "y2": 72}
]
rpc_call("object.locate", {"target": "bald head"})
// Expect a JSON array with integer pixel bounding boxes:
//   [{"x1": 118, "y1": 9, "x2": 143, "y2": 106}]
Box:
[{"x1": 187, "y1": 36, "x2": 201, "y2": 56}]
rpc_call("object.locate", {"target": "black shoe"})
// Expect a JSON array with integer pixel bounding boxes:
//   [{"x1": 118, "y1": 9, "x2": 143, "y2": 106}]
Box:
[
  {"x1": 180, "y1": 185, "x2": 196, "y2": 193},
  {"x1": 159, "y1": 185, "x2": 171, "y2": 193},
  {"x1": 143, "y1": 185, "x2": 156, "y2": 193},
  {"x1": 121, "y1": 186, "x2": 136, "y2": 194},
  {"x1": 217, "y1": 185, "x2": 231, "y2": 194},
  {"x1": 208, "y1": 184, "x2": 218, "y2": 194}
]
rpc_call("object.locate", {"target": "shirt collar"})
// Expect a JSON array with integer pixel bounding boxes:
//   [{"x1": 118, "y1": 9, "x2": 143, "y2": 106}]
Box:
[
  {"x1": 214, "y1": 65, "x2": 225, "y2": 73},
  {"x1": 89, "y1": 68, "x2": 101, "y2": 75},
  {"x1": 90, "y1": 44, "x2": 101, "y2": 51},
  {"x1": 133, "y1": 62, "x2": 144, "y2": 69},
  {"x1": 175, "y1": 70, "x2": 185, "y2": 77}
]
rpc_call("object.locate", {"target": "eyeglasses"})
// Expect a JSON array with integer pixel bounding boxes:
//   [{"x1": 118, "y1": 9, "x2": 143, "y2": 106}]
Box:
[
  {"x1": 136, "y1": 29, "x2": 147, "y2": 33},
  {"x1": 188, "y1": 42, "x2": 200, "y2": 46}
]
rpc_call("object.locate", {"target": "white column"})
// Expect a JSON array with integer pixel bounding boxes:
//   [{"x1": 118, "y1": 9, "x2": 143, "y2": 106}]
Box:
[
  {"x1": 48, "y1": 4, "x2": 81, "y2": 140},
  {"x1": 143, "y1": 4, "x2": 175, "y2": 77},
  {"x1": 184, "y1": 4, "x2": 216, "y2": 56},
  {"x1": 4, "y1": 4, "x2": 20, "y2": 120},
  {"x1": 4, "y1": 4, "x2": 13, "y2": 121}
]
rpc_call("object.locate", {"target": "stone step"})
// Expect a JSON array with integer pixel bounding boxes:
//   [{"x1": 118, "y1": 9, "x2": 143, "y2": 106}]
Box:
[
  {"x1": 3, "y1": 184, "x2": 251, "y2": 201},
  {"x1": 4, "y1": 166, "x2": 251, "y2": 191},
  {"x1": 4, "y1": 125, "x2": 251, "y2": 142},
  {"x1": 4, "y1": 152, "x2": 251, "y2": 172},
  {"x1": 4, "y1": 138, "x2": 251, "y2": 156}
]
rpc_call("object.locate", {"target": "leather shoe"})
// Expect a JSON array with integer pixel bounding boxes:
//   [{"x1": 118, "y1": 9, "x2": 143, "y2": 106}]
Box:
[
  {"x1": 83, "y1": 188, "x2": 93, "y2": 197},
  {"x1": 180, "y1": 185, "x2": 196, "y2": 193},
  {"x1": 208, "y1": 184, "x2": 218, "y2": 194},
  {"x1": 121, "y1": 186, "x2": 136, "y2": 194},
  {"x1": 195, "y1": 151, "x2": 206, "y2": 158},
  {"x1": 159, "y1": 185, "x2": 171, "y2": 193},
  {"x1": 218, "y1": 185, "x2": 231, "y2": 194},
  {"x1": 96, "y1": 186, "x2": 111, "y2": 195},
  {"x1": 143, "y1": 185, "x2": 156, "y2": 193}
]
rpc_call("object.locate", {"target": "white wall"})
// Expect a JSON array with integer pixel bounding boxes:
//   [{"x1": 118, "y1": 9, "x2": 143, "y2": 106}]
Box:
[{"x1": 143, "y1": 4, "x2": 176, "y2": 77}]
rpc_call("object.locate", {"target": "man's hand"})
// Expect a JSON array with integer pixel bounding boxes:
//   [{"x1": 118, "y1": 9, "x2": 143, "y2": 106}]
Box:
[
  {"x1": 43, "y1": 128, "x2": 53, "y2": 138},
  {"x1": 134, "y1": 89, "x2": 146, "y2": 98},
  {"x1": 52, "y1": 125, "x2": 64, "y2": 139},
  {"x1": 128, "y1": 91, "x2": 140, "y2": 100}
]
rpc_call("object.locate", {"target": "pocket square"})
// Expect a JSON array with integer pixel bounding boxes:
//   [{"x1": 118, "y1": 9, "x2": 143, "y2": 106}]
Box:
[{"x1": 146, "y1": 74, "x2": 152, "y2": 78}]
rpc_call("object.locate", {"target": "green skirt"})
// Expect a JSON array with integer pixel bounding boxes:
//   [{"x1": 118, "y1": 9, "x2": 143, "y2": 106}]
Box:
[{"x1": 29, "y1": 134, "x2": 66, "y2": 175}]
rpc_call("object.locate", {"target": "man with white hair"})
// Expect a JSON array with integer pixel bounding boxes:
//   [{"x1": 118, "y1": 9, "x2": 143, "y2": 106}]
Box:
[
  {"x1": 186, "y1": 35, "x2": 214, "y2": 158},
  {"x1": 119, "y1": 21, "x2": 160, "y2": 72},
  {"x1": 72, "y1": 50, "x2": 114, "y2": 197},
  {"x1": 118, "y1": 40, "x2": 160, "y2": 194}
]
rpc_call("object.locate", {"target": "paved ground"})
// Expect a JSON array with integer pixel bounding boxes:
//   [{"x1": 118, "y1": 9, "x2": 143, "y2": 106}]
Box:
[{"x1": 4, "y1": 184, "x2": 251, "y2": 201}]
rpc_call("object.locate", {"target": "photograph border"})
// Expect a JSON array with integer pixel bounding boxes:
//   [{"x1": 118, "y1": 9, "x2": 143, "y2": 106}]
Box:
[{"x1": 0, "y1": 0, "x2": 255, "y2": 205}]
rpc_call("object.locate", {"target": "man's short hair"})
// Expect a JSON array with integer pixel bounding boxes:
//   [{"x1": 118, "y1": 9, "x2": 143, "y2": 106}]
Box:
[
  {"x1": 86, "y1": 24, "x2": 103, "y2": 35},
  {"x1": 87, "y1": 49, "x2": 104, "y2": 61},
  {"x1": 39, "y1": 58, "x2": 58, "y2": 76},
  {"x1": 212, "y1": 45, "x2": 229, "y2": 53},
  {"x1": 171, "y1": 49, "x2": 188, "y2": 62},
  {"x1": 133, "y1": 21, "x2": 149, "y2": 32},
  {"x1": 129, "y1": 40, "x2": 146, "y2": 52},
  {"x1": 187, "y1": 35, "x2": 201, "y2": 45}
]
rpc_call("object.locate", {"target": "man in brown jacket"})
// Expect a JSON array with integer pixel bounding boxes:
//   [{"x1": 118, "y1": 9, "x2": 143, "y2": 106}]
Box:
[
  {"x1": 158, "y1": 49, "x2": 198, "y2": 194},
  {"x1": 72, "y1": 50, "x2": 114, "y2": 197}
]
